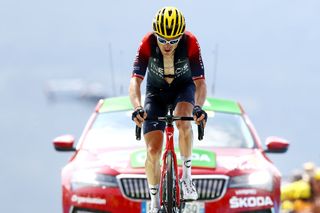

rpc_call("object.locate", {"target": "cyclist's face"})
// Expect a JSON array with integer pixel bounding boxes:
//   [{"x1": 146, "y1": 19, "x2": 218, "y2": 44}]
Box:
[{"x1": 156, "y1": 35, "x2": 181, "y2": 56}]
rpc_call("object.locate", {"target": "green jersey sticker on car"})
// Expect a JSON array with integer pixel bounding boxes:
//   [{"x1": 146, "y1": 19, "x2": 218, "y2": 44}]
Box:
[
  {"x1": 99, "y1": 96, "x2": 241, "y2": 114},
  {"x1": 130, "y1": 148, "x2": 216, "y2": 168},
  {"x1": 99, "y1": 96, "x2": 133, "y2": 112}
]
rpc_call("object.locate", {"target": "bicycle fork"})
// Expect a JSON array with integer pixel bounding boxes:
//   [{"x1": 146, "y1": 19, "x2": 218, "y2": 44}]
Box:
[{"x1": 159, "y1": 125, "x2": 181, "y2": 209}]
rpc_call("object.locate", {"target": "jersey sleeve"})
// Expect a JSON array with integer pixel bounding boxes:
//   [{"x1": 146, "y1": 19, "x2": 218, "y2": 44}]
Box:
[
  {"x1": 187, "y1": 32, "x2": 205, "y2": 81},
  {"x1": 132, "y1": 33, "x2": 152, "y2": 80}
]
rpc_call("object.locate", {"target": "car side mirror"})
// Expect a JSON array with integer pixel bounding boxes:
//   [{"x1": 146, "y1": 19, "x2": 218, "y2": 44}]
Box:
[
  {"x1": 53, "y1": 135, "x2": 76, "y2": 152},
  {"x1": 264, "y1": 136, "x2": 289, "y2": 153}
]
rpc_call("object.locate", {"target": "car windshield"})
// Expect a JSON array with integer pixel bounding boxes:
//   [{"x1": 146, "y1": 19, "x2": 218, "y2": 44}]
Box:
[{"x1": 82, "y1": 110, "x2": 255, "y2": 150}]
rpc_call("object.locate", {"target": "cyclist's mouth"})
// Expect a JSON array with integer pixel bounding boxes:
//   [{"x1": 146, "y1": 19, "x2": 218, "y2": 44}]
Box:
[{"x1": 164, "y1": 48, "x2": 173, "y2": 55}]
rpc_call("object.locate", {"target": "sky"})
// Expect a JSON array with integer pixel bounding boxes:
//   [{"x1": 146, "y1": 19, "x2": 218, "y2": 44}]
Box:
[{"x1": 1, "y1": 0, "x2": 320, "y2": 212}]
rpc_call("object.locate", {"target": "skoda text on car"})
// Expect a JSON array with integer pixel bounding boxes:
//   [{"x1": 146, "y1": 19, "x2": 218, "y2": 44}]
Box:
[{"x1": 53, "y1": 96, "x2": 289, "y2": 213}]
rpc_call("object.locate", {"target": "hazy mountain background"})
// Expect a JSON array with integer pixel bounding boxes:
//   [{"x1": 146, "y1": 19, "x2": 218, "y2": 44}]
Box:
[{"x1": 1, "y1": 0, "x2": 319, "y2": 212}]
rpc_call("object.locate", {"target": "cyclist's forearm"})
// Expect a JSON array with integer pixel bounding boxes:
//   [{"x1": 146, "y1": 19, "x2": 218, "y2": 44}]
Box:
[
  {"x1": 194, "y1": 79, "x2": 207, "y2": 107},
  {"x1": 129, "y1": 77, "x2": 143, "y2": 109}
]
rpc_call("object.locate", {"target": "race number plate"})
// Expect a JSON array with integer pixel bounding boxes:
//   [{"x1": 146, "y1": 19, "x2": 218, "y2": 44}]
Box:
[{"x1": 141, "y1": 201, "x2": 205, "y2": 213}]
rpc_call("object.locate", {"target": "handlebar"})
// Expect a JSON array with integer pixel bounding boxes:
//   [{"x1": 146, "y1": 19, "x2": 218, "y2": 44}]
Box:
[{"x1": 135, "y1": 116, "x2": 205, "y2": 141}]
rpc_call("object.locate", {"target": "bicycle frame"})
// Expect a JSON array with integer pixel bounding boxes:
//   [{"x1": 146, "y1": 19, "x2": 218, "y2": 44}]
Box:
[{"x1": 134, "y1": 106, "x2": 204, "y2": 212}]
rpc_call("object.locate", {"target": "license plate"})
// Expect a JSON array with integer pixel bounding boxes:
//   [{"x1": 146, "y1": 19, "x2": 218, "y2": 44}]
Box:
[{"x1": 141, "y1": 201, "x2": 205, "y2": 213}]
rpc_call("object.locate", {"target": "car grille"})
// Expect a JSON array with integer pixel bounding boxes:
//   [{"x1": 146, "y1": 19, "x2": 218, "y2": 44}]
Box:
[
  {"x1": 193, "y1": 175, "x2": 229, "y2": 201},
  {"x1": 117, "y1": 174, "x2": 229, "y2": 201},
  {"x1": 117, "y1": 174, "x2": 151, "y2": 200}
]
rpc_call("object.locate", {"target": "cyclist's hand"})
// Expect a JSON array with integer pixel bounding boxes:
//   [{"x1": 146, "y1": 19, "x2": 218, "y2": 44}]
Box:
[
  {"x1": 193, "y1": 105, "x2": 207, "y2": 127},
  {"x1": 132, "y1": 107, "x2": 147, "y2": 127}
]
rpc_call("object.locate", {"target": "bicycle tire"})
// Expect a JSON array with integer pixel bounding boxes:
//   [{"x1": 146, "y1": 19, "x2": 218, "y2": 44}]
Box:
[{"x1": 164, "y1": 152, "x2": 174, "y2": 213}]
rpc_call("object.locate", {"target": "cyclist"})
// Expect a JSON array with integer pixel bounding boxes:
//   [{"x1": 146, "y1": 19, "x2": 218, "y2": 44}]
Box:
[{"x1": 129, "y1": 6, "x2": 207, "y2": 213}]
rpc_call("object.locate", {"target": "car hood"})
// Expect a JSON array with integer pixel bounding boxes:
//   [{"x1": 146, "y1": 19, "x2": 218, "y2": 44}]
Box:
[{"x1": 74, "y1": 147, "x2": 269, "y2": 174}]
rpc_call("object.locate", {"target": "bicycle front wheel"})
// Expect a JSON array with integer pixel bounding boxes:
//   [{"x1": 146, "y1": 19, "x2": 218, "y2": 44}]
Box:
[{"x1": 163, "y1": 151, "x2": 175, "y2": 213}]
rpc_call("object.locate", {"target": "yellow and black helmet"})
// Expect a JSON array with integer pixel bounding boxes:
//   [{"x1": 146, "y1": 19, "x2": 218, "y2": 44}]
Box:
[{"x1": 152, "y1": 6, "x2": 186, "y2": 39}]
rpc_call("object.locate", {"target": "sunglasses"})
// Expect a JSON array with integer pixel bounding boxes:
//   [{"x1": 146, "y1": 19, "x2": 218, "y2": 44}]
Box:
[{"x1": 156, "y1": 35, "x2": 181, "y2": 45}]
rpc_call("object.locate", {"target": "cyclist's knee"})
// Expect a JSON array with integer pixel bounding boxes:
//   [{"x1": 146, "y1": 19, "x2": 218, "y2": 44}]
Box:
[
  {"x1": 146, "y1": 146, "x2": 162, "y2": 162},
  {"x1": 176, "y1": 120, "x2": 192, "y2": 132},
  {"x1": 145, "y1": 131, "x2": 163, "y2": 162}
]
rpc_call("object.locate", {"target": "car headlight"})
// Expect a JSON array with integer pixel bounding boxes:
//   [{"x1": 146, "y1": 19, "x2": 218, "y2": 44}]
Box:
[
  {"x1": 71, "y1": 171, "x2": 118, "y2": 190},
  {"x1": 229, "y1": 171, "x2": 273, "y2": 191}
]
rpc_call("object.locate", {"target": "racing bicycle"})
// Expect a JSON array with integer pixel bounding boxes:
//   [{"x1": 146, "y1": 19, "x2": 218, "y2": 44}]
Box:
[{"x1": 135, "y1": 105, "x2": 204, "y2": 213}]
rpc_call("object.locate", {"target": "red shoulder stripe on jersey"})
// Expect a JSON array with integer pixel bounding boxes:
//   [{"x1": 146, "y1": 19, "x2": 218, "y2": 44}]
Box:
[
  {"x1": 185, "y1": 31, "x2": 205, "y2": 79},
  {"x1": 132, "y1": 32, "x2": 153, "y2": 79}
]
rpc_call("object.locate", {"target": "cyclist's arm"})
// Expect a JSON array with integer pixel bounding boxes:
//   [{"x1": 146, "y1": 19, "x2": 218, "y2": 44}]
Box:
[
  {"x1": 194, "y1": 79, "x2": 207, "y2": 107},
  {"x1": 186, "y1": 32, "x2": 207, "y2": 107},
  {"x1": 129, "y1": 33, "x2": 152, "y2": 109},
  {"x1": 129, "y1": 77, "x2": 143, "y2": 109}
]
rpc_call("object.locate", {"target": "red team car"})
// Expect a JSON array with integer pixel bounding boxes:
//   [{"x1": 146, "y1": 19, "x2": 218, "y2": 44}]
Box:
[{"x1": 53, "y1": 96, "x2": 289, "y2": 213}]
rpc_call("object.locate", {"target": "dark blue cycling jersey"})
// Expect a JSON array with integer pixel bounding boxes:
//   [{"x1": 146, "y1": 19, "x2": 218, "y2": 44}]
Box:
[
  {"x1": 132, "y1": 31, "x2": 205, "y2": 92},
  {"x1": 132, "y1": 31, "x2": 205, "y2": 133}
]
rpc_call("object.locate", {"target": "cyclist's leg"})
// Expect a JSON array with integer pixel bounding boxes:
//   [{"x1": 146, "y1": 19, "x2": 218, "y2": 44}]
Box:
[
  {"x1": 175, "y1": 102, "x2": 193, "y2": 158},
  {"x1": 144, "y1": 130, "x2": 163, "y2": 185},
  {"x1": 143, "y1": 94, "x2": 166, "y2": 210},
  {"x1": 174, "y1": 84, "x2": 198, "y2": 200},
  {"x1": 144, "y1": 130, "x2": 163, "y2": 211},
  {"x1": 174, "y1": 83, "x2": 195, "y2": 161}
]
